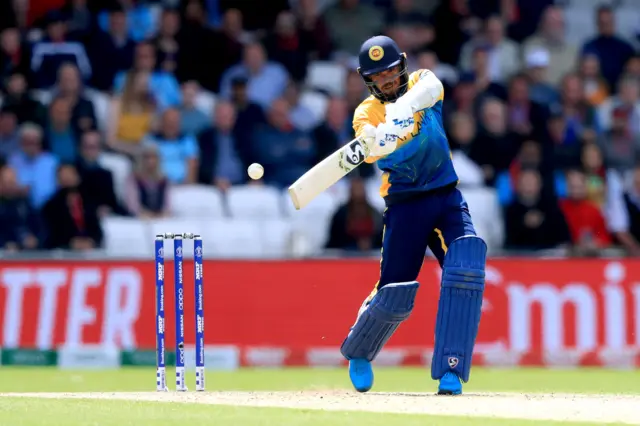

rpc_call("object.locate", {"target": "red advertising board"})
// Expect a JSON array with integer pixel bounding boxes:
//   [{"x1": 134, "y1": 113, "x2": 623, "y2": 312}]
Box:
[{"x1": 1, "y1": 259, "x2": 640, "y2": 366}]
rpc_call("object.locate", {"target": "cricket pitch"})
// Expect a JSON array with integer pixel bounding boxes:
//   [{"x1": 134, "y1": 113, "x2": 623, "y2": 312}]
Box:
[{"x1": 3, "y1": 391, "x2": 640, "y2": 425}]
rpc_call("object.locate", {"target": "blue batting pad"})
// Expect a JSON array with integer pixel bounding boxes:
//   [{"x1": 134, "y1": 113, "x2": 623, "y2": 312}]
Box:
[
  {"x1": 431, "y1": 236, "x2": 486, "y2": 382},
  {"x1": 341, "y1": 281, "x2": 419, "y2": 361}
]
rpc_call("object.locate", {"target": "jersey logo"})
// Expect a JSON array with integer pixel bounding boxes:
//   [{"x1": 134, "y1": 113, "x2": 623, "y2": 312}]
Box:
[
  {"x1": 345, "y1": 140, "x2": 366, "y2": 165},
  {"x1": 392, "y1": 117, "x2": 414, "y2": 129},
  {"x1": 448, "y1": 357, "x2": 459, "y2": 369},
  {"x1": 369, "y1": 46, "x2": 384, "y2": 61}
]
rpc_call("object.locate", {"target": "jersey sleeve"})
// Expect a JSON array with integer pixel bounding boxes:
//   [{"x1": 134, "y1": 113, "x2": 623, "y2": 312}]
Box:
[
  {"x1": 408, "y1": 69, "x2": 445, "y2": 103},
  {"x1": 352, "y1": 101, "x2": 383, "y2": 164}
]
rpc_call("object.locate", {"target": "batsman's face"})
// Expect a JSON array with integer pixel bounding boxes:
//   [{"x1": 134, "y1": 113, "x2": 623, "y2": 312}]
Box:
[{"x1": 370, "y1": 66, "x2": 402, "y2": 96}]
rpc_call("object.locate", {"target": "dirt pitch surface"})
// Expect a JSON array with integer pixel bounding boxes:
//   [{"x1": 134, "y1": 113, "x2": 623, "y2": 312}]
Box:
[{"x1": 2, "y1": 391, "x2": 640, "y2": 424}]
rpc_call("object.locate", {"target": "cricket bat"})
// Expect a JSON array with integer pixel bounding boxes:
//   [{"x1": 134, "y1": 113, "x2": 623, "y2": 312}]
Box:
[{"x1": 288, "y1": 137, "x2": 370, "y2": 210}]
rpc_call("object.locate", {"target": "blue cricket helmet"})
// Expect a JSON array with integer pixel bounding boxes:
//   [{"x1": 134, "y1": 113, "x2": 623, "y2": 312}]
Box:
[{"x1": 357, "y1": 35, "x2": 409, "y2": 102}]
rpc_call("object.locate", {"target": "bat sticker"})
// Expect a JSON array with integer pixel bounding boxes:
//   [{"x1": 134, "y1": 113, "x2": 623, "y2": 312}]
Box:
[{"x1": 345, "y1": 140, "x2": 366, "y2": 165}]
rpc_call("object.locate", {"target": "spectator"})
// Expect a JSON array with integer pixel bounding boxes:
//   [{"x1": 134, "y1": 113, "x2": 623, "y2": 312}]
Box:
[
  {"x1": 447, "y1": 111, "x2": 484, "y2": 187},
  {"x1": 443, "y1": 74, "x2": 478, "y2": 117},
  {"x1": 578, "y1": 54, "x2": 609, "y2": 107},
  {"x1": 228, "y1": 76, "x2": 266, "y2": 153},
  {"x1": 97, "y1": 0, "x2": 158, "y2": 42},
  {"x1": 29, "y1": 11, "x2": 91, "y2": 89},
  {"x1": 252, "y1": 98, "x2": 316, "y2": 188},
  {"x1": 62, "y1": 0, "x2": 95, "y2": 41},
  {"x1": 597, "y1": 75, "x2": 640, "y2": 138},
  {"x1": 606, "y1": 164, "x2": 640, "y2": 256},
  {"x1": 429, "y1": 0, "x2": 478, "y2": 66},
  {"x1": 44, "y1": 96, "x2": 79, "y2": 163},
  {"x1": 293, "y1": 0, "x2": 332, "y2": 61},
  {"x1": 0, "y1": 0, "x2": 17, "y2": 32},
  {"x1": 107, "y1": 70, "x2": 157, "y2": 157},
  {"x1": 87, "y1": 5, "x2": 135, "y2": 91},
  {"x1": 219, "y1": 42, "x2": 290, "y2": 110},
  {"x1": 42, "y1": 163, "x2": 103, "y2": 250},
  {"x1": 597, "y1": 104, "x2": 640, "y2": 174},
  {"x1": 75, "y1": 130, "x2": 125, "y2": 217},
  {"x1": 345, "y1": 69, "x2": 368, "y2": 117},
  {"x1": 283, "y1": 81, "x2": 318, "y2": 131},
  {"x1": 182, "y1": 8, "x2": 244, "y2": 92},
  {"x1": 153, "y1": 8, "x2": 181, "y2": 75},
  {"x1": 113, "y1": 42, "x2": 181, "y2": 111},
  {"x1": 124, "y1": 143, "x2": 171, "y2": 218},
  {"x1": 459, "y1": 16, "x2": 520, "y2": 83},
  {"x1": 145, "y1": 108, "x2": 198, "y2": 184},
  {"x1": 525, "y1": 48, "x2": 559, "y2": 106},
  {"x1": 311, "y1": 96, "x2": 350, "y2": 163},
  {"x1": 8, "y1": 123, "x2": 58, "y2": 209},
  {"x1": 386, "y1": 0, "x2": 431, "y2": 28},
  {"x1": 559, "y1": 169, "x2": 611, "y2": 256},
  {"x1": 324, "y1": 0, "x2": 384, "y2": 56},
  {"x1": 463, "y1": 45, "x2": 506, "y2": 103},
  {"x1": 522, "y1": 5, "x2": 578, "y2": 86},
  {"x1": 326, "y1": 177, "x2": 383, "y2": 251},
  {"x1": 52, "y1": 63, "x2": 97, "y2": 135},
  {"x1": 414, "y1": 50, "x2": 458, "y2": 90},
  {"x1": 1, "y1": 73, "x2": 47, "y2": 126},
  {"x1": 0, "y1": 165, "x2": 40, "y2": 251},
  {"x1": 495, "y1": 139, "x2": 560, "y2": 206},
  {"x1": 549, "y1": 73, "x2": 599, "y2": 147},
  {"x1": 581, "y1": 143, "x2": 607, "y2": 208},
  {"x1": 473, "y1": 98, "x2": 520, "y2": 185},
  {"x1": 625, "y1": 55, "x2": 640, "y2": 79},
  {"x1": 0, "y1": 27, "x2": 29, "y2": 83},
  {"x1": 197, "y1": 101, "x2": 246, "y2": 190},
  {"x1": 550, "y1": 111, "x2": 580, "y2": 170},
  {"x1": 581, "y1": 6, "x2": 635, "y2": 91},
  {"x1": 504, "y1": 168, "x2": 570, "y2": 250},
  {"x1": 0, "y1": 106, "x2": 20, "y2": 161},
  {"x1": 505, "y1": 73, "x2": 548, "y2": 141},
  {"x1": 264, "y1": 11, "x2": 309, "y2": 83},
  {"x1": 179, "y1": 81, "x2": 210, "y2": 136}
]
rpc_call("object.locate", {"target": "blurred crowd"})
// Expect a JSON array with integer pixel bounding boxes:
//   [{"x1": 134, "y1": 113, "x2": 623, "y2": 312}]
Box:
[{"x1": 0, "y1": 0, "x2": 639, "y2": 256}]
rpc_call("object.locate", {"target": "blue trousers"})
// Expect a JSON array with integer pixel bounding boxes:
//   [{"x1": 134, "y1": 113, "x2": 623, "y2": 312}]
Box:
[{"x1": 376, "y1": 186, "x2": 476, "y2": 288}]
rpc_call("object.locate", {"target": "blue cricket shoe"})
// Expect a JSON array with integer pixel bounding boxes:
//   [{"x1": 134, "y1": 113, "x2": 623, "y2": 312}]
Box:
[
  {"x1": 438, "y1": 371, "x2": 462, "y2": 395},
  {"x1": 348, "y1": 359, "x2": 373, "y2": 392}
]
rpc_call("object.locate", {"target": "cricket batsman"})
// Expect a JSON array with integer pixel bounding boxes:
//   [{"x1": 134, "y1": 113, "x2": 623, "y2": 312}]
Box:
[{"x1": 340, "y1": 35, "x2": 487, "y2": 395}]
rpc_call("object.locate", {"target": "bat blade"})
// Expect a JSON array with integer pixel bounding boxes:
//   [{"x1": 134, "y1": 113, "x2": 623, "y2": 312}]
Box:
[{"x1": 288, "y1": 137, "x2": 369, "y2": 210}]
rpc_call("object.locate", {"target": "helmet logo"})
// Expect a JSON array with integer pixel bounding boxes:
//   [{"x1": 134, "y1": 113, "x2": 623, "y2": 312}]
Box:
[{"x1": 369, "y1": 46, "x2": 384, "y2": 61}]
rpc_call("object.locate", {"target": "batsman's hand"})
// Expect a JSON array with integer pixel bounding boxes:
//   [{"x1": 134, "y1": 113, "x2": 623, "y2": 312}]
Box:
[{"x1": 362, "y1": 123, "x2": 397, "y2": 158}]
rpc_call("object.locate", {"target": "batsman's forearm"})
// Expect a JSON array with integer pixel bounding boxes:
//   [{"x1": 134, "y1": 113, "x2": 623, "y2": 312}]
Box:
[{"x1": 396, "y1": 71, "x2": 444, "y2": 112}]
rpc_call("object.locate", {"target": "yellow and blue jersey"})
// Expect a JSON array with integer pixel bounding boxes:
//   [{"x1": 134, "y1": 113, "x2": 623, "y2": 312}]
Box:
[{"x1": 353, "y1": 69, "x2": 458, "y2": 204}]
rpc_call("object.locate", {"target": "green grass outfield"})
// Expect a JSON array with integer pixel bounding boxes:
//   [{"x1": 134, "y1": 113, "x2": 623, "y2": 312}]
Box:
[{"x1": 0, "y1": 367, "x2": 638, "y2": 426}]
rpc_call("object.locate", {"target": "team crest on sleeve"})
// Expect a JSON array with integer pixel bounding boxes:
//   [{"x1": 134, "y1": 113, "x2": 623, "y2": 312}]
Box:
[{"x1": 369, "y1": 46, "x2": 384, "y2": 61}]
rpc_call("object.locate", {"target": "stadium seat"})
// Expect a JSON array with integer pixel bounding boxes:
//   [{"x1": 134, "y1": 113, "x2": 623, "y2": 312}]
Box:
[
  {"x1": 289, "y1": 215, "x2": 332, "y2": 255},
  {"x1": 102, "y1": 217, "x2": 152, "y2": 257},
  {"x1": 260, "y1": 218, "x2": 293, "y2": 258},
  {"x1": 167, "y1": 185, "x2": 226, "y2": 218},
  {"x1": 299, "y1": 90, "x2": 329, "y2": 122},
  {"x1": 85, "y1": 89, "x2": 110, "y2": 131},
  {"x1": 460, "y1": 187, "x2": 504, "y2": 253},
  {"x1": 147, "y1": 217, "x2": 210, "y2": 259},
  {"x1": 306, "y1": 61, "x2": 347, "y2": 96},
  {"x1": 365, "y1": 179, "x2": 386, "y2": 213},
  {"x1": 204, "y1": 219, "x2": 264, "y2": 258},
  {"x1": 98, "y1": 152, "x2": 132, "y2": 204},
  {"x1": 282, "y1": 188, "x2": 340, "y2": 219},
  {"x1": 227, "y1": 185, "x2": 283, "y2": 218},
  {"x1": 195, "y1": 90, "x2": 216, "y2": 117}
]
